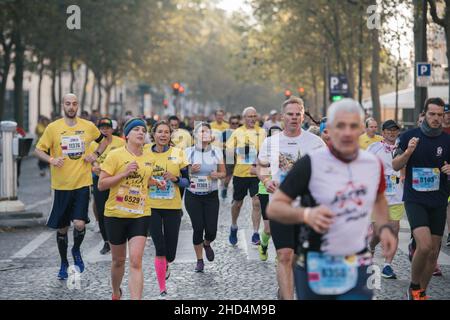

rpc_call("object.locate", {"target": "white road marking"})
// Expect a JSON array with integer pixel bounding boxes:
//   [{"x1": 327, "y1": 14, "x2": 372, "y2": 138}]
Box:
[{"x1": 11, "y1": 231, "x2": 53, "y2": 259}]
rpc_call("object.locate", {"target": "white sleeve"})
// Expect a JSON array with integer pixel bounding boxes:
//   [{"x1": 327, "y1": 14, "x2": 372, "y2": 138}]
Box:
[{"x1": 258, "y1": 137, "x2": 270, "y2": 163}]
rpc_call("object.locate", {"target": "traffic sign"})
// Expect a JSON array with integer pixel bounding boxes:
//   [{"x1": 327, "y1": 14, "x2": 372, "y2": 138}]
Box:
[
  {"x1": 416, "y1": 62, "x2": 431, "y2": 87},
  {"x1": 329, "y1": 74, "x2": 349, "y2": 96}
]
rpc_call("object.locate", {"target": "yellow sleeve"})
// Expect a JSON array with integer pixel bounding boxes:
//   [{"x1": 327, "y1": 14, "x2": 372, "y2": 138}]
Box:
[
  {"x1": 225, "y1": 130, "x2": 237, "y2": 150},
  {"x1": 178, "y1": 149, "x2": 190, "y2": 169},
  {"x1": 36, "y1": 125, "x2": 53, "y2": 152},
  {"x1": 89, "y1": 122, "x2": 102, "y2": 144},
  {"x1": 100, "y1": 151, "x2": 117, "y2": 176}
]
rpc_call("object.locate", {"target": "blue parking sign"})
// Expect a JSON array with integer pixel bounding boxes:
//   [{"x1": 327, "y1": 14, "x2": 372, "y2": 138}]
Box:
[{"x1": 417, "y1": 63, "x2": 431, "y2": 77}]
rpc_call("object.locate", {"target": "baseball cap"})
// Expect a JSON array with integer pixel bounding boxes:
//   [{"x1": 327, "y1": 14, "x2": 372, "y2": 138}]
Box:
[
  {"x1": 97, "y1": 117, "x2": 113, "y2": 128},
  {"x1": 270, "y1": 109, "x2": 278, "y2": 116},
  {"x1": 319, "y1": 117, "x2": 327, "y2": 134},
  {"x1": 382, "y1": 119, "x2": 400, "y2": 131}
]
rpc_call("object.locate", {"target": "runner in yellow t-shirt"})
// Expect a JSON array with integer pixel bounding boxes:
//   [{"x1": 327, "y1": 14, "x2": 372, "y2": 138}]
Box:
[
  {"x1": 89, "y1": 117, "x2": 125, "y2": 255},
  {"x1": 147, "y1": 120, "x2": 190, "y2": 299},
  {"x1": 359, "y1": 117, "x2": 383, "y2": 150},
  {"x1": 98, "y1": 117, "x2": 164, "y2": 300},
  {"x1": 225, "y1": 106, "x2": 266, "y2": 246},
  {"x1": 34, "y1": 93, "x2": 109, "y2": 280}
]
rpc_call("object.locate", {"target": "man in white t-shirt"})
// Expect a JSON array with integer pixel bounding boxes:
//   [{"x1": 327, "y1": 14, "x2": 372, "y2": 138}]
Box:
[
  {"x1": 367, "y1": 119, "x2": 404, "y2": 280},
  {"x1": 257, "y1": 96, "x2": 325, "y2": 300}
]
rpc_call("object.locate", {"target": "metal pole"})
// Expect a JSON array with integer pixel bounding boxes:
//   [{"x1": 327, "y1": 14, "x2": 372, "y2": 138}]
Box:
[{"x1": 1, "y1": 121, "x2": 18, "y2": 200}]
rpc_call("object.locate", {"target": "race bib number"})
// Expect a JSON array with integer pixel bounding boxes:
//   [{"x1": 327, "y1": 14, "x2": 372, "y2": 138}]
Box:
[
  {"x1": 412, "y1": 168, "x2": 440, "y2": 192},
  {"x1": 190, "y1": 175, "x2": 211, "y2": 193},
  {"x1": 115, "y1": 185, "x2": 146, "y2": 215},
  {"x1": 236, "y1": 146, "x2": 257, "y2": 165},
  {"x1": 385, "y1": 175, "x2": 398, "y2": 196},
  {"x1": 61, "y1": 136, "x2": 85, "y2": 157},
  {"x1": 306, "y1": 252, "x2": 358, "y2": 295},
  {"x1": 149, "y1": 176, "x2": 175, "y2": 199}
]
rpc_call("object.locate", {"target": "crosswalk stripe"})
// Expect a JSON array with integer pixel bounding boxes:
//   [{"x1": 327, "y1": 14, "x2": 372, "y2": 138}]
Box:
[{"x1": 11, "y1": 231, "x2": 53, "y2": 259}]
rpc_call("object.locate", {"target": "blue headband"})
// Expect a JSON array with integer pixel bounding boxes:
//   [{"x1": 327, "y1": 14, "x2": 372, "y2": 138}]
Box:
[{"x1": 124, "y1": 118, "x2": 146, "y2": 137}]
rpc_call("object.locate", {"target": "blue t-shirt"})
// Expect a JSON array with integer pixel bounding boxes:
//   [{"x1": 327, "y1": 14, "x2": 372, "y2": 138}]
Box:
[{"x1": 397, "y1": 128, "x2": 450, "y2": 207}]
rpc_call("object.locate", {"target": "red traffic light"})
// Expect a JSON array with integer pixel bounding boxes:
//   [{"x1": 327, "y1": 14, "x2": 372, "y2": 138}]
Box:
[
  {"x1": 284, "y1": 89, "x2": 292, "y2": 98},
  {"x1": 172, "y1": 82, "x2": 180, "y2": 90},
  {"x1": 179, "y1": 85, "x2": 185, "y2": 94},
  {"x1": 163, "y1": 99, "x2": 168, "y2": 107},
  {"x1": 298, "y1": 87, "x2": 305, "y2": 95}
]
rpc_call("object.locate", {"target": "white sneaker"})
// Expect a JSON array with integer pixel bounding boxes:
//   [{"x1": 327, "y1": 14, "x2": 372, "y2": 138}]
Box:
[{"x1": 93, "y1": 222, "x2": 100, "y2": 233}]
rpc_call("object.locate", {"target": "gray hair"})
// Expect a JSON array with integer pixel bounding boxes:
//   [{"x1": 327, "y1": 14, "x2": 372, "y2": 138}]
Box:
[
  {"x1": 326, "y1": 98, "x2": 364, "y2": 126},
  {"x1": 242, "y1": 106, "x2": 257, "y2": 117}
]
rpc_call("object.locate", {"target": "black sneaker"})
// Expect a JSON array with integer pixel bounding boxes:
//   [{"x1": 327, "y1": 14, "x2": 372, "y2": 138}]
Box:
[
  {"x1": 195, "y1": 260, "x2": 204, "y2": 273},
  {"x1": 100, "y1": 242, "x2": 110, "y2": 255},
  {"x1": 203, "y1": 244, "x2": 215, "y2": 262}
]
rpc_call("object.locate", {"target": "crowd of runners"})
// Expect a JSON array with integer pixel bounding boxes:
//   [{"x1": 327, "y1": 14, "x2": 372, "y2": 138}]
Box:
[{"x1": 34, "y1": 92, "x2": 450, "y2": 300}]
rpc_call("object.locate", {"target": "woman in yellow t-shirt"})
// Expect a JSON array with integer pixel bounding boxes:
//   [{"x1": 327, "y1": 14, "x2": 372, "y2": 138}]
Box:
[
  {"x1": 98, "y1": 118, "x2": 163, "y2": 300},
  {"x1": 147, "y1": 121, "x2": 190, "y2": 299}
]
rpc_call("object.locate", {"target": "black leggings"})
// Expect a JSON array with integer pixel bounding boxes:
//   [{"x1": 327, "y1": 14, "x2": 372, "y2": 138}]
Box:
[
  {"x1": 184, "y1": 190, "x2": 220, "y2": 245},
  {"x1": 148, "y1": 208, "x2": 182, "y2": 263},
  {"x1": 92, "y1": 175, "x2": 109, "y2": 242},
  {"x1": 258, "y1": 193, "x2": 269, "y2": 221}
]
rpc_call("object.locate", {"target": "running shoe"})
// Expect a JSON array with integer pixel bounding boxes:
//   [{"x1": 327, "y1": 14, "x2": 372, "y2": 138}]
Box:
[
  {"x1": 251, "y1": 232, "x2": 260, "y2": 245},
  {"x1": 100, "y1": 242, "x2": 110, "y2": 255},
  {"x1": 381, "y1": 265, "x2": 397, "y2": 279},
  {"x1": 229, "y1": 226, "x2": 238, "y2": 246},
  {"x1": 112, "y1": 288, "x2": 122, "y2": 300},
  {"x1": 433, "y1": 264, "x2": 443, "y2": 276},
  {"x1": 57, "y1": 262, "x2": 69, "y2": 280},
  {"x1": 158, "y1": 290, "x2": 168, "y2": 300},
  {"x1": 420, "y1": 290, "x2": 430, "y2": 300},
  {"x1": 407, "y1": 288, "x2": 423, "y2": 300},
  {"x1": 446, "y1": 234, "x2": 450, "y2": 247},
  {"x1": 195, "y1": 260, "x2": 204, "y2": 273},
  {"x1": 72, "y1": 248, "x2": 85, "y2": 273},
  {"x1": 221, "y1": 189, "x2": 227, "y2": 199},
  {"x1": 165, "y1": 264, "x2": 170, "y2": 280},
  {"x1": 203, "y1": 244, "x2": 215, "y2": 262},
  {"x1": 258, "y1": 244, "x2": 268, "y2": 261}
]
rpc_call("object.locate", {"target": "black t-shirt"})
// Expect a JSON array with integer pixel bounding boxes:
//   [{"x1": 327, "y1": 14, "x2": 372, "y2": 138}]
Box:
[{"x1": 397, "y1": 128, "x2": 450, "y2": 207}]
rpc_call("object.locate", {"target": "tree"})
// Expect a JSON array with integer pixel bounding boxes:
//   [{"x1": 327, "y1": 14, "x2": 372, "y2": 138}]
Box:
[{"x1": 428, "y1": 0, "x2": 450, "y2": 100}]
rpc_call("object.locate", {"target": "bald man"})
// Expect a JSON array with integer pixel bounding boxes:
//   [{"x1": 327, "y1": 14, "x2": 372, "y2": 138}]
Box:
[
  {"x1": 225, "y1": 107, "x2": 266, "y2": 246},
  {"x1": 35, "y1": 93, "x2": 109, "y2": 280}
]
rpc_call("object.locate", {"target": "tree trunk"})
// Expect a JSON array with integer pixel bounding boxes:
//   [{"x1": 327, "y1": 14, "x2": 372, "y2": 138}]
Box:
[
  {"x1": 90, "y1": 80, "x2": 96, "y2": 112},
  {"x1": 97, "y1": 74, "x2": 102, "y2": 113},
  {"x1": 51, "y1": 66, "x2": 57, "y2": 115},
  {"x1": 414, "y1": 0, "x2": 428, "y2": 122},
  {"x1": 13, "y1": 29, "x2": 24, "y2": 129},
  {"x1": 69, "y1": 57, "x2": 75, "y2": 93},
  {"x1": 370, "y1": 26, "x2": 381, "y2": 124},
  {"x1": 37, "y1": 59, "x2": 44, "y2": 119},
  {"x1": 58, "y1": 69, "x2": 62, "y2": 114},
  {"x1": 0, "y1": 41, "x2": 12, "y2": 121},
  {"x1": 80, "y1": 65, "x2": 89, "y2": 112},
  {"x1": 395, "y1": 63, "x2": 399, "y2": 123}
]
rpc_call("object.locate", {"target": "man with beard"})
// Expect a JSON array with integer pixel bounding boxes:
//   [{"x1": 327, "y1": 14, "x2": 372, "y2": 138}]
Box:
[
  {"x1": 393, "y1": 98, "x2": 450, "y2": 300},
  {"x1": 35, "y1": 93, "x2": 109, "y2": 280}
]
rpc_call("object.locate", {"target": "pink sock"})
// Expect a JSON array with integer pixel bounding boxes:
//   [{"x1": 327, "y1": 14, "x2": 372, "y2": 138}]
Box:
[{"x1": 154, "y1": 257, "x2": 167, "y2": 292}]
